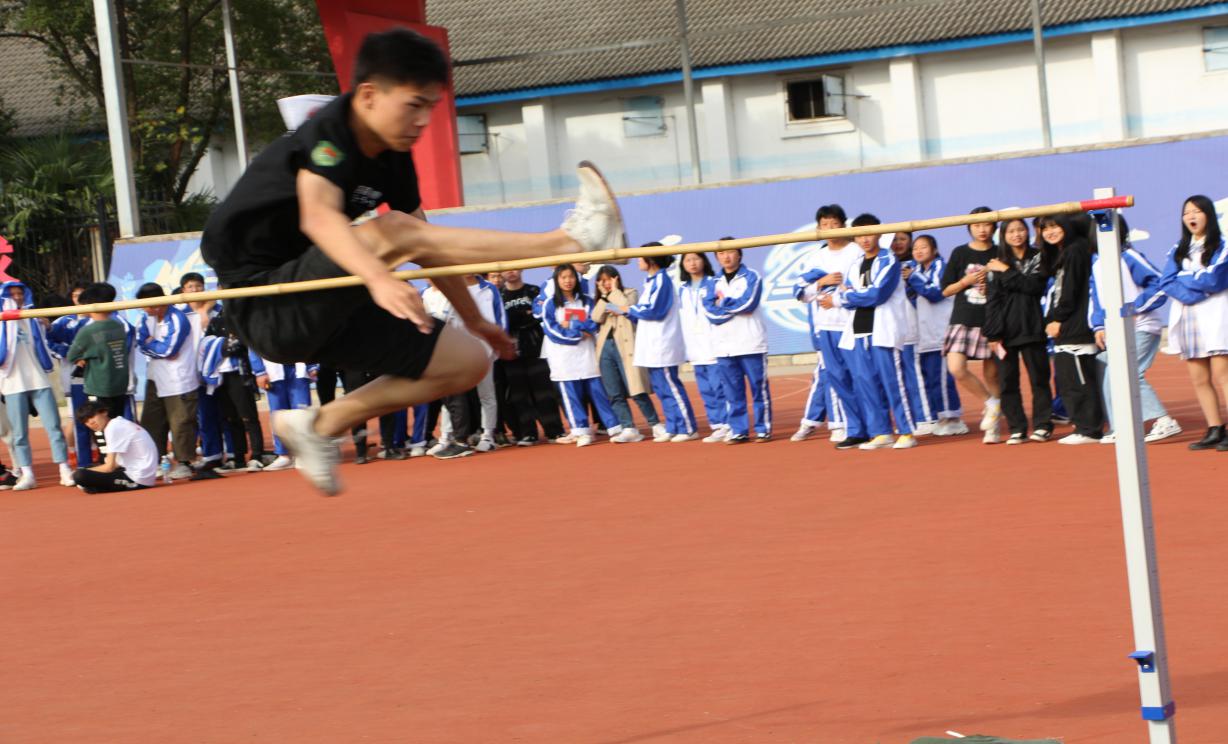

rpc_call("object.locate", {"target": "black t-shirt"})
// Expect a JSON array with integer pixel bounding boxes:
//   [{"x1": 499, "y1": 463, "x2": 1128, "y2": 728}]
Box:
[
  {"x1": 201, "y1": 93, "x2": 421, "y2": 286},
  {"x1": 502, "y1": 283, "x2": 544, "y2": 357},
  {"x1": 852, "y1": 255, "x2": 876, "y2": 335},
  {"x1": 940, "y1": 244, "x2": 996, "y2": 328}
]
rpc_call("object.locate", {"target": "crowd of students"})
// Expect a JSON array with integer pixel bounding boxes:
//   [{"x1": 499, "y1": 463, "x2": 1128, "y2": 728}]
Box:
[{"x1": 0, "y1": 193, "x2": 1224, "y2": 491}]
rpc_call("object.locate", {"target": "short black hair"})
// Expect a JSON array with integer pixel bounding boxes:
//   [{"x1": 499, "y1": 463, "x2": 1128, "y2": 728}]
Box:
[
  {"x1": 967, "y1": 206, "x2": 996, "y2": 235},
  {"x1": 353, "y1": 28, "x2": 450, "y2": 89},
  {"x1": 136, "y1": 282, "x2": 165, "y2": 300},
  {"x1": 816, "y1": 204, "x2": 847, "y2": 224},
  {"x1": 179, "y1": 272, "x2": 205, "y2": 289},
  {"x1": 79, "y1": 282, "x2": 118, "y2": 305},
  {"x1": 76, "y1": 400, "x2": 111, "y2": 424},
  {"x1": 851, "y1": 213, "x2": 880, "y2": 228}
]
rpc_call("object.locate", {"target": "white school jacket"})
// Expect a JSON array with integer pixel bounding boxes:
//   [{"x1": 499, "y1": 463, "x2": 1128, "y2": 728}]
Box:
[
  {"x1": 629, "y1": 271, "x2": 687, "y2": 368},
  {"x1": 541, "y1": 294, "x2": 601, "y2": 381},
  {"x1": 138, "y1": 306, "x2": 199, "y2": 397},
  {"x1": 836, "y1": 250, "x2": 917, "y2": 350},
  {"x1": 796, "y1": 243, "x2": 863, "y2": 333},
  {"x1": 703, "y1": 265, "x2": 769, "y2": 357},
  {"x1": 678, "y1": 277, "x2": 717, "y2": 365},
  {"x1": 905, "y1": 257, "x2": 953, "y2": 353}
]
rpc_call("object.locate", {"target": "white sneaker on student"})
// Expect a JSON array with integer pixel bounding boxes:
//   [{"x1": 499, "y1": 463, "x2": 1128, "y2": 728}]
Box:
[
  {"x1": 652, "y1": 423, "x2": 671, "y2": 442},
  {"x1": 829, "y1": 427, "x2": 847, "y2": 444},
  {"x1": 426, "y1": 440, "x2": 449, "y2": 455},
  {"x1": 576, "y1": 434, "x2": 595, "y2": 448},
  {"x1": 892, "y1": 435, "x2": 918, "y2": 449},
  {"x1": 59, "y1": 464, "x2": 75, "y2": 487},
  {"x1": 246, "y1": 459, "x2": 265, "y2": 472},
  {"x1": 168, "y1": 464, "x2": 193, "y2": 480},
  {"x1": 982, "y1": 426, "x2": 1002, "y2": 445},
  {"x1": 559, "y1": 162, "x2": 626, "y2": 252},
  {"x1": 702, "y1": 426, "x2": 729, "y2": 443},
  {"x1": 612, "y1": 428, "x2": 645, "y2": 443},
  {"x1": 790, "y1": 424, "x2": 816, "y2": 442},
  {"x1": 858, "y1": 435, "x2": 896, "y2": 450},
  {"x1": 408, "y1": 445, "x2": 427, "y2": 458},
  {"x1": 1059, "y1": 433, "x2": 1100, "y2": 445},
  {"x1": 939, "y1": 419, "x2": 970, "y2": 436},
  {"x1": 913, "y1": 421, "x2": 937, "y2": 437},
  {"x1": 554, "y1": 433, "x2": 578, "y2": 444},
  {"x1": 263, "y1": 455, "x2": 293, "y2": 471},
  {"x1": 14, "y1": 472, "x2": 36, "y2": 491},
  {"x1": 1144, "y1": 416, "x2": 1182, "y2": 443},
  {"x1": 671, "y1": 432, "x2": 698, "y2": 442},
  {"x1": 980, "y1": 400, "x2": 1001, "y2": 432},
  {"x1": 475, "y1": 436, "x2": 497, "y2": 453},
  {"x1": 273, "y1": 408, "x2": 342, "y2": 496},
  {"x1": 1100, "y1": 433, "x2": 1116, "y2": 445}
]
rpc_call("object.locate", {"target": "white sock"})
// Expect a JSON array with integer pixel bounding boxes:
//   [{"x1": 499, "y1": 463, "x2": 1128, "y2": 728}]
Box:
[{"x1": 986, "y1": 397, "x2": 1001, "y2": 408}]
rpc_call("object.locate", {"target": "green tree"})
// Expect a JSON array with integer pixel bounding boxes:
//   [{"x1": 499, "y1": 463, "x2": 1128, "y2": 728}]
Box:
[{"x1": 0, "y1": 0, "x2": 337, "y2": 206}]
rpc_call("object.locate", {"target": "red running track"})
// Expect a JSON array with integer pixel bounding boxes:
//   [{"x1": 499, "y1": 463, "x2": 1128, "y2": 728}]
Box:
[{"x1": 1, "y1": 354, "x2": 1225, "y2": 743}]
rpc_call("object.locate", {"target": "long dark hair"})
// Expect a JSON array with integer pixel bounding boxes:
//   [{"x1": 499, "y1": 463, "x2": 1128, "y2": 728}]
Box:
[
  {"x1": 1033, "y1": 214, "x2": 1075, "y2": 275},
  {"x1": 1176, "y1": 195, "x2": 1223, "y2": 267},
  {"x1": 595, "y1": 265, "x2": 623, "y2": 293},
  {"x1": 996, "y1": 218, "x2": 1032, "y2": 268},
  {"x1": 552, "y1": 264, "x2": 587, "y2": 304},
  {"x1": 678, "y1": 252, "x2": 715, "y2": 284}
]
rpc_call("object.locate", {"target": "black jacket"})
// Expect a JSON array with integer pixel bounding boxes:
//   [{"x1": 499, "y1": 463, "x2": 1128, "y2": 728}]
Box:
[
  {"x1": 1043, "y1": 237, "x2": 1095, "y2": 345},
  {"x1": 984, "y1": 246, "x2": 1048, "y2": 347}
]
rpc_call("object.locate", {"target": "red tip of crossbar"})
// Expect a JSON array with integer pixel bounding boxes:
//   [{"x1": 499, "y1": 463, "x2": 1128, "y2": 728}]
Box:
[
  {"x1": 1080, "y1": 195, "x2": 1134, "y2": 210},
  {"x1": 1, "y1": 309, "x2": 22, "y2": 321}
]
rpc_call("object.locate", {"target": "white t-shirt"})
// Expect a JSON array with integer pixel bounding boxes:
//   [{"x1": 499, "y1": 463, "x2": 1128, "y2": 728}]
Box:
[
  {"x1": 1, "y1": 322, "x2": 52, "y2": 395},
  {"x1": 104, "y1": 416, "x2": 159, "y2": 487}
]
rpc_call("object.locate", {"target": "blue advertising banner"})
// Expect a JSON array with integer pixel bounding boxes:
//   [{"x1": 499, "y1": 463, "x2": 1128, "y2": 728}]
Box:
[{"x1": 109, "y1": 135, "x2": 1228, "y2": 357}]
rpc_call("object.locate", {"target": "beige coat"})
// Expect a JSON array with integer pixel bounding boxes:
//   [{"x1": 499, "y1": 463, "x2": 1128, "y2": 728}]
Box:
[{"x1": 592, "y1": 287, "x2": 651, "y2": 397}]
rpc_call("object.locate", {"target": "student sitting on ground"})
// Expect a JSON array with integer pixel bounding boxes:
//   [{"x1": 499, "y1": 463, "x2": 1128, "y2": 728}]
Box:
[{"x1": 72, "y1": 400, "x2": 159, "y2": 493}]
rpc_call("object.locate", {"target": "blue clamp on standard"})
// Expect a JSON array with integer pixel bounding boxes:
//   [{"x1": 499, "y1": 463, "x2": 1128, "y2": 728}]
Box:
[
  {"x1": 1129, "y1": 650, "x2": 1156, "y2": 672},
  {"x1": 1092, "y1": 209, "x2": 1117, "y2": 232},
  {"x1": 1141, "y1": 701, "x2": 1176, "y2": 721}
]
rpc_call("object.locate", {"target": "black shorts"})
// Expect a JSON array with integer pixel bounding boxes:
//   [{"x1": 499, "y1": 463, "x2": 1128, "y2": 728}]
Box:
[{"x1": 225, "y1": 246, "x2": 443, "y2": 380}]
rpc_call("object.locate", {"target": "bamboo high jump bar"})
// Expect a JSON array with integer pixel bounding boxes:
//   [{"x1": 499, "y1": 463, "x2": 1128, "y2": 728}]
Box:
[{"x1": 5, "y1": 195, "x2": 1133, "y2": 321}]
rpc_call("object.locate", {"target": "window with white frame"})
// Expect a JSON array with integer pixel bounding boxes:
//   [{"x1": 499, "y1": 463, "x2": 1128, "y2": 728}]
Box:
[
  {"x1": 1205, "y1": 27, "x2": 1228, "y2": 72},
  {"x1": 785, "y1": 74, "x2": 847, "y2": 122}
]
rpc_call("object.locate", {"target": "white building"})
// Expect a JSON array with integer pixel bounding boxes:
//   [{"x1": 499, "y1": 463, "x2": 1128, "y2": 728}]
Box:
[{"x1": 433, "y1": 0, "x2": 1228, "y2": 205}]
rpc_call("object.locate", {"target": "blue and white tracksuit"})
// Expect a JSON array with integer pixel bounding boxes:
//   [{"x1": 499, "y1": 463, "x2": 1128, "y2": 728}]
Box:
[
  {"x1": 1153, "y1": 237, "x2": 1228, "y2": 360},
  {"x1": 395, "y1": 404, "x2": 430, "y2": 448},
  {"x1": 0, "y1": 282, "x2": 70, "y2": 468},
  {"x1": 542, "y1": 293, "x2": 621, "y2": 436},
  {"x1": 188, "y1": 304, "x2": 224, "y2": 464},
  {"x1": 794, "y1": 243, "x2": 866, "y2": 437},
  {"x1": 704, "y1": 264, "x2": 771, "y2": 437},
  {"x1": 249, "y1": 354, "x2": 316, "y2": 456},
  {"x1": 678, "y1": 276, "x2": 727, "y2": 431},
  {"x1": 630, "y1": 271, "x2": 697, "y2": 436},
  {"x1": 1089, "y1": 248, "x2": 1171, "y2": 430},
  {"x1": 906, "y1": 257, "x2": 962, "y2": 421},
  {"x1": 47, "y1": 314, "x2": 98, "y2": 465},
  {"x1": 835, "y1": 251, "x2": 922, "y2": 438}
]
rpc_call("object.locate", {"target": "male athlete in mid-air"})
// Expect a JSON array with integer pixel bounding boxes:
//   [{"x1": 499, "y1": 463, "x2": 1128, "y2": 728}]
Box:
[{"x1": 202, "y1": 28, "x2": 624, "y2": 495}]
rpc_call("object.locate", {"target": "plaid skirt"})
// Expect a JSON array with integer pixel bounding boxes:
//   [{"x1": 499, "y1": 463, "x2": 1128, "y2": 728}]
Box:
[{"x1": 943, "y1": 323, "x2": 991, "y2": 360}]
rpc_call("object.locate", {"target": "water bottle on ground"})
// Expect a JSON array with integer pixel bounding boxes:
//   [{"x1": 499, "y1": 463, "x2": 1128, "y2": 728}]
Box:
[{"x1": 160, "y1": 456, "x2": 173, "y2": 485}]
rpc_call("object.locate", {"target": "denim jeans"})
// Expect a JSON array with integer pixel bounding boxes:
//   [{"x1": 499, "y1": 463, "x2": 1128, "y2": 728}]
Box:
[
  {"x1": 6, "y1": 386, "x2": 69, "y2": 467},
  {"x1": 1096, "y1": 329, "x2": 1167, "y2": 431},
  {"x1": 598, "y1": 340, "x2": 659, "y2": 429}
]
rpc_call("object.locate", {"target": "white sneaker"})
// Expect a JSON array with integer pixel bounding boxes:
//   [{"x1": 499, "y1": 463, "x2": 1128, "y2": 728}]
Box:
[
  {"x1": 59, "y1": 465, "x2": 75, "y2": 487},
  {"x1": 982, "y1": 426, "x2": 1002, "y2": 444},
  {"x1": 790, "y1": 424, "x2": 816, "y2": 442},
  {"x1": 858, "y1": 434, "x2": 896, "y2": 450},
  {"x1": 576, "y1": 434, "x2": 595, "y2": 448},
  {"x1": 475, "y1": 436, "x2": 497, "y2": 453},
  {"x1": 1144, "y1": 416, "x2": 1182, "y2": 443},
  {"x1": 263, "y1": 455, "x2": 293, "y2": 471},
  {"x1": 14, "y1": 472, "x2": 36, "y2": 491},
  {"x1": 559, "y1": 161, "x2": 626, "y2": 252},
  {"x1": 829, "y1": 427, "x2": 847, "y2": 444},
  {"x1": 1059, "y1": 433, "x2": 1100, "y2": 445},
  {"x1": 671, "y1": 432, "x2": 698, "y2": 442},
  {"x1": 168, "y1": 464, "x2": 193, "y2": 480},
  {"x1": 702, "y1": 427, "x2": 729, "y2": 443},
  {"x1": 980, "y1": 401, "x2": 1001, "y2": 432},
  {"x1": 409, "y1": 445, "x2": 427, "y2": 458},
  {"x1": 937, "y1": 419, "x2": 969, "y2": 436},
  {"x1": 273, "y1": 409, "x2": 342, "y2": 496},
  {"x1": 892, "y1": 435, "x2": 918, "y2": 449},
  {"x1": 1100, "y1": 433, "x2": 1116, "y2": 445},
  {"x1": 426, "y1": 440, "x2": 449, "y2": 456},
  {"x1": 554, "y1": 433, "x2": 578, "y2": 444},
  {"x1": 652, "y1": 423, "x2": 671, "y2": 442},
  {"x1": 612, "y1": 428, "x2": 645, "y2": 443},
  {"x1": 913, "y1": 421, "x2": 937, "y2": 437}
]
